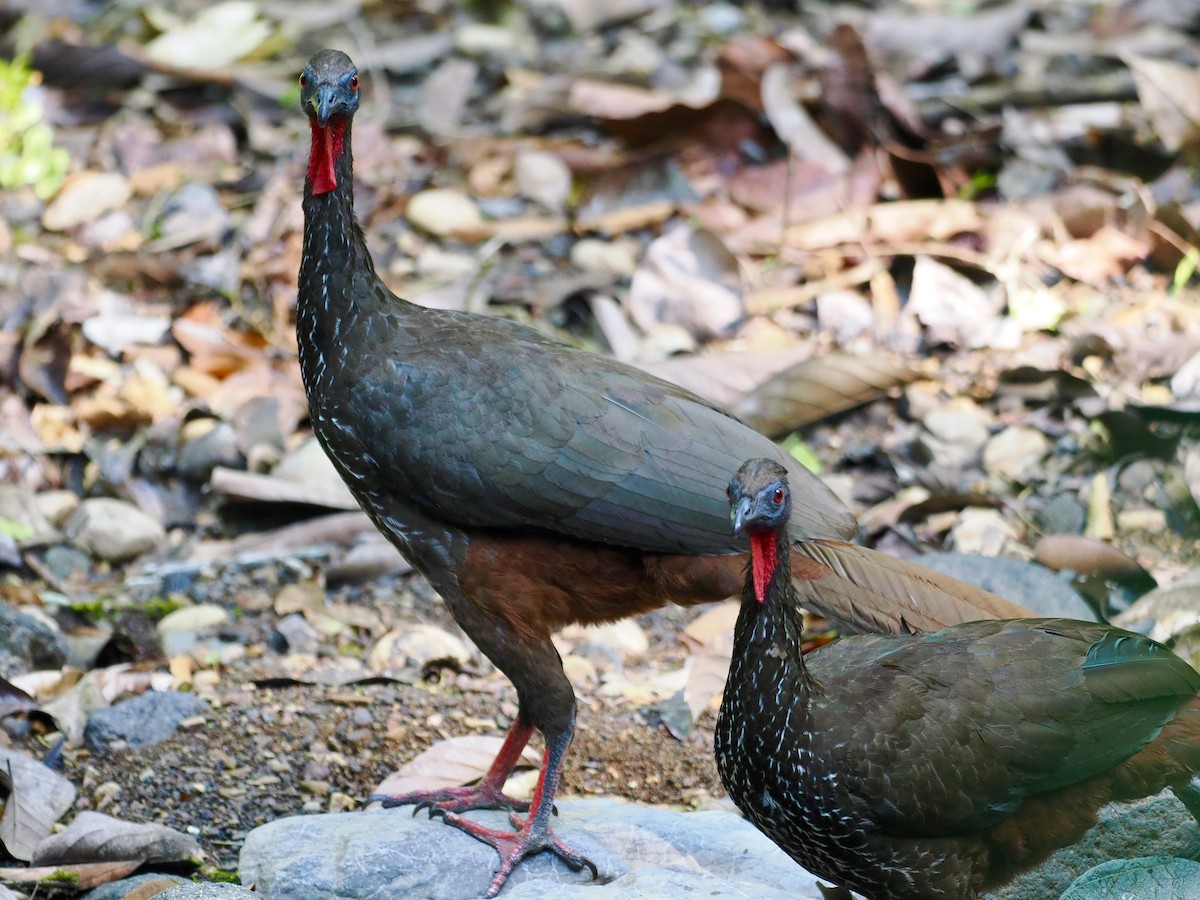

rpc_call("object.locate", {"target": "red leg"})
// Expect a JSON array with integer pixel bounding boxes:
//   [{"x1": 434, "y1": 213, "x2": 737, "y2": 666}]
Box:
[
  {"x1": 432, "y1": 721, "x2": 598, "y2": 898},
  {"x1": 367, "y1": 719, "x2": 536, "y2": 814}
]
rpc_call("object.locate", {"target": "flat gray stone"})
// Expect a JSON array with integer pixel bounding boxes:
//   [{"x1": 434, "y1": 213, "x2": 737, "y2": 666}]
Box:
[
  {"x1": 157, "y1": 885, "x2": 259, "y2": 899},
  {"x1": 82, "y1": 873, "x2": 189, "y2": 899},
  {"x1": 911, "y1": 552, "x2": 1097, "y2": 621},
  {"x1": 1060, "y1": 856, "x2": 1200, "y2": 899},
  {"x1": 84, "y1": 689, "x2": 207, "y2": 752},
  {"x1": 239, "y1": 798, "x2": 826, "y2": 899}
]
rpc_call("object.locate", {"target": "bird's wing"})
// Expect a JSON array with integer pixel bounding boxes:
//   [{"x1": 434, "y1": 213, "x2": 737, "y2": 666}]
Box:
[
  {"x1": 813, "y1": 620, "x2": 1198, "y2": 836},
  {"x1": 341, "y1": 312, "x2": 855, "y2": 554}
]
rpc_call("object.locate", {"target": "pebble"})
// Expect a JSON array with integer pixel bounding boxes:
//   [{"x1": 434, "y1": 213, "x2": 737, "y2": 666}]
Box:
[
  {"x1": 982, "y1": 425, "x2": 1050, "y2": 482},
  {"x1": 570, "y1": 238, "x2": 639, "y2": 277},
  {"x1": 65, "y1": 497, "x2": 166, "y2": 562},
  {"x1": 0, "y1": 604, "x2": 69, "y2": 677},
  {"x1": 178, "y1": 421, "x2": 245, "y2": 482},
  {"x1": 0, "y1": 484, "x2": 60, "y2": 546},
  {"x1": 406, "y1": 188, "x2": 483, "y2": 237},
  {"x1": 147, "y1": 182, "x2": 230, "y2": 251},
  {"x1": 698, "y1": 3, "x2": 746, "y2": 35},
  {"x1": 947, "y1": 508, "x2": 1024, "y2": 558},
  {"x1": 919, "y1": 399, "x2": 993, "y2": 470},
  {"x1": 515, "y1": 150, "x2": 573, "y2": 211},
  {"x1": 369, "y1": 624, "x2": 472, "y2": 674}
]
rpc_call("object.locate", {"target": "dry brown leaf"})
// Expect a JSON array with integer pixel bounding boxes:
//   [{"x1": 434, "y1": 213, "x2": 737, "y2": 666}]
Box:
[
  {"x1": 1033, "y1": 534, "x2": 1149, "y2": 581},
  {"x1": 0, "y1": 677, "x2": 38, "y2": 719},
  {"x1": 372, "y1": 735, "x2": 540, "y2": 798},
  {"x1": 628, "y1": 225, "x2": 743, "y2": 340},
  {"x1": 682, "y1": 601, "x2": 739, "y2": 646},
  {"x1": 1123, "y1": 54, "x2": 1200, "y2": 153},
  {"x1": 640, "y1": 345, "x2": 813, "y2": 411},
  {"x1": 209, "y1": 467, "x2": 358, "y2": 509},
  {"x1": 274, "y1": 581, "x2": 325, "y2": 616},
  {"x1": 171, "y1": 301, "x2": 269, "y2": 378},
  {"x1": 761, "y1": 63, "x2": 851, "y2": 174},
  {"x1": 0, "y1": 748, "x2": 77, "y2": 862},
  {"x1": 0, "y1": 859, "x2": 141, "y2": 890},
  {"x1": 569, "y1": 70, "x2": 720, "y2": 120},
  {"x1": 32, "y1": 810, "x2": 199, "y2": 865},
  {"x1": 683, "y1": 629, "x2": 733, "y2": 721},
  {"x1": 733, "y1": 352, "x2": 918, "y2": 438}
]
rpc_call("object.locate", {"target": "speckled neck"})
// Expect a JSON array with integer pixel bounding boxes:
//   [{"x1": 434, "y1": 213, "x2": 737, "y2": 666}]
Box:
[{"x1": 297, "y1": 121, "x2": 372, "y2": 392}]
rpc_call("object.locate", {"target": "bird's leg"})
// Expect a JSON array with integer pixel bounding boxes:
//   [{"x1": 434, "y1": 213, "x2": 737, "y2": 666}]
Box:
[
  {"x1": 432, "y1": 712, "x2": 599, "y2": 898},
  {"x1": 366, "y1": 717, "x2": 536, "y2": 814}
]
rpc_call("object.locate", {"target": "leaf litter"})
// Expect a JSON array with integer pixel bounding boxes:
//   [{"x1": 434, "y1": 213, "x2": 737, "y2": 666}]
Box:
[{"x1": 2, "y1": 0, "x2": 1200, "y2": 893}]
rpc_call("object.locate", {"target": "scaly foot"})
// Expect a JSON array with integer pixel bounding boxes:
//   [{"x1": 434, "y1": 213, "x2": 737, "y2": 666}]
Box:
[
  {"x1": 432, "y1": 808, "x2": 599, "y2": 898},
  {"x1": 365, "y1": 782, "x2": 531, "y2": 816}
]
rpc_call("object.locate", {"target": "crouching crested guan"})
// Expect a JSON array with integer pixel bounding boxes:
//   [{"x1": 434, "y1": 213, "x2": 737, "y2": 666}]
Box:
[
  {"x1": 298, "y1": 48, "x2": 1031, "y2": 896},
  {"x1": 717, "y1": 457, "x2": 1200, "y2": 899}
]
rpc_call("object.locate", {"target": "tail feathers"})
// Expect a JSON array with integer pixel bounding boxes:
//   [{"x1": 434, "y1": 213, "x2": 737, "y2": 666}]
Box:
[
  {"x1": 1111, "y1": 695, "x2": 1200, "y2": 801},
  {"x1": 789, "y1": 541, "x2": 1033, "y2": 635}
]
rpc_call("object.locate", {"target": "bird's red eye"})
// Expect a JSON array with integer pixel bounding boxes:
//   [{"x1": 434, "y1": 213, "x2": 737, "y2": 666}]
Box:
[
  {"x1": 772, "y1": 487, "x2": 785, "y2": 504},
  {"x1": 299, "y1": 73, "x2": 308, "y2": 88},
  {"x1": 349, "y1": 75, "x2": 359, "y2": 91}
]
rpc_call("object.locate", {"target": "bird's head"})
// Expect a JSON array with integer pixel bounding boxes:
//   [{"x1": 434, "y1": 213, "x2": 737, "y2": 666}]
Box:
[
  {"x1": 300, "y1": 50, "x2": 360, "y2": 127},
  {"x1": 728, "y1": 458, "x2": 790, "y2": 603},
  {"x1": 300, "y1": 50, "x2": 360, "y2": 195}
]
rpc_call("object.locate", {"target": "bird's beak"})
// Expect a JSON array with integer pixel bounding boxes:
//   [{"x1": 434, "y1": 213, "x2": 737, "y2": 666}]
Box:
[
  {"x1": 313, "y1": 86, "x2": 337, "y2": 127},
  {"x1": 731, "y1": 496, "x2": 753, "y2": 536}
]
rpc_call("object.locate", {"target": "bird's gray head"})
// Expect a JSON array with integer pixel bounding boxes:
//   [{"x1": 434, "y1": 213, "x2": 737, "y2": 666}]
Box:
[
  {"x1": 728, "y1": 458, "x2": 792, "y2": 537},
  {"x1": 299, "y1": 49, "x2": 360, "y2": 127}
]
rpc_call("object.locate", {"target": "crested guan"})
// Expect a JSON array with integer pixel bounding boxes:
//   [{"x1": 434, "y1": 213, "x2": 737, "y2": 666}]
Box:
[
  {"x1": 296, "y1": 49, "x2": 1031, "y2": 896},
  {"x1": 718, "y1": 457, "x2": 1200, "y2": 900}
]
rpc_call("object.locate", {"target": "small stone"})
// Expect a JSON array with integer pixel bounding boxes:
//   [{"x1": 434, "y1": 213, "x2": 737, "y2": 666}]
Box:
[
  {"x1": 84, "y1": 690, "x2": 208, "y2": 752},
  {"x1": 146, "y1": 182, "x2": 230, "y2": 251},
  {"x1": 1116, "y1": 508, "x2": 1168, "y2": 534},
  {"x1": 947, "y1": 507, "x2": 1023, "y2": 557},
  {"x1": 570, "y1": 238, "x2": 638, "y2": 277},
  {"x1": 178, "y1": 422, "x2": 245, "y2": 482},
  {"x1": 1037, "y1": 493, "x2": 1086, "y2": 535},
  {"x1": 983, "y1": 425, "x2": 1050, "y2": 483},
  {"x1": 369, "y1": 625, "x2": 472, "y2": 674},
  {"x1": 65, "y1": 498, "x2": 166, "y2": 562},
  {"x1": 33, "y1": 490, "x2": 80, "y2": 529},
  {"x1": 0, "y1": 606, "x2": 68, "y2": 678},
  {"x1": 919, "y1": 399, "x2": 993, "y2": 470},
  {"x1": 42, "y1": 171, "x2": 132, "y2": 231},
  {"x1": 514, "y1": 150, "x2": 572, "y2": 211},
  {"x1": 273, "y1": 613, "x2": 320, "y2": 654},
  {"x1": 698, "y1": 3, "x2": 746, "y2": 35},
  {"x1": 406, "y1": 189, "x2": 483, "y2": 237}
]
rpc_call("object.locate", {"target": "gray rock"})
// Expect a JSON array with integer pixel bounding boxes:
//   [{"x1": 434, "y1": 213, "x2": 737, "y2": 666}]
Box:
[
  {"x1": 84, "y1": 689, "x2": 207, "y2": 752},
  {"x1": 82, "y1": 873, "x2": 189, "y2": 899},
  {"x1": 66, "y1": 497, "x2": 166, "y2": 562},
  {"x1": 0, "y1": 604, "x2": 68, "y2": 677},
  {"x1": 178, "y1": 422, "x2": 245, "y2": 482},
  {"x1": 157, "y1": 885, "x2": 259, "y2": 899},
  {"x1": 992, "y1": 792, "x2": 1200, "y2": 899},
  {"x1": 0, "y1": 484, "x2": 60, "y2": 547},
  {"x1": 911, "y1": 552, "x2": 1097, "y2": 620},
  {"x1": 1060, "y1": 856, "x2": 1200, "y2": 899},
  {"x1": 239, "y1": 799, "x2": 828, "y2": 899}
]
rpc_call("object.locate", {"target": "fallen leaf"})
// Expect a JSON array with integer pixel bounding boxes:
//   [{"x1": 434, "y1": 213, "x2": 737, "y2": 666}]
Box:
[
  {"x1": 0, "y1": 859, "x2": 141, "y2": 890},
  {"x1": 32, "y1": 810, "x2": 199, "y2": 865},
  {"x1": 733, "y1": 352, "x2": 918, "y2": 438},
  {"x1": 1123, "y1": 54, "x2": 1200, "y2": 153},
  {"x1": 628, "y1": 225, "x2": 743, "y2": 340},
  {"x1": 760, "y1": 63, "x2": 850, "y2": 174},
  {"x1": 0, "y1": 747, "x2": 77, "y2": 861},
  {"x1": 683, "y1": 630, "x2": 733, "y2": 721},
  {"x1": 0, "y1": 677, "x2": 38, "y2": 719},
  {"x1": 143, "y1": 1, "x2": 273, "y2": 71},
  {"x1": 371, "y1": 735, "x2": 540, "y2": 798}
]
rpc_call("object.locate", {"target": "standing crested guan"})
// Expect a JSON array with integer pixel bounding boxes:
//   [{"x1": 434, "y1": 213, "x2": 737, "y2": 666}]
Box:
[
  {"x1": 718, "y1": 458, "x2": 1200, "y2": 899},
  {"x1": 296, "y1": 49, "x2": 1031, "y2": 895}
]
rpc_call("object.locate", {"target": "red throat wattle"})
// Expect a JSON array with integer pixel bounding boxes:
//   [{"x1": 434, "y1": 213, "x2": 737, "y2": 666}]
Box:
[
  {"x1": 749, "y1": 530, "x2": 778, "y2": 604},
  {"x1": 307, "y1": 118, "x2": 346, "y2": 195}
]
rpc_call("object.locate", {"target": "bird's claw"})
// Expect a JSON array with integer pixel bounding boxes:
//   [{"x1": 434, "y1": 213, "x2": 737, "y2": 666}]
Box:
[
  {"x1": 364, "y1": 784, "x2": 531, "y2": 816},
  {"x1": 433, "y1": 809, "x2": 599, "y2": 898}
]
